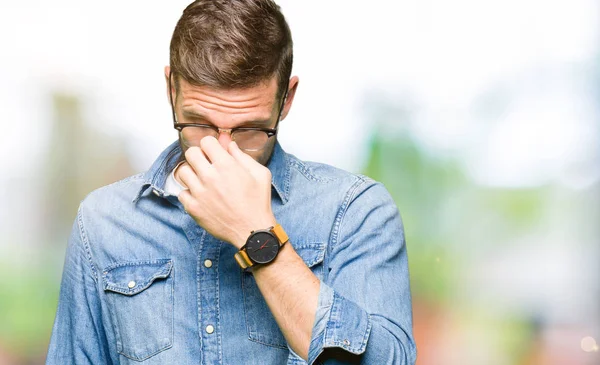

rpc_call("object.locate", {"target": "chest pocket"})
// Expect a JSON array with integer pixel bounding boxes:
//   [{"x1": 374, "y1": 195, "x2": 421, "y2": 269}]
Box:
[
  {"x1": 102, "y1": 259, "x2": 174, "y2": 361},
  {"x1": 242, "y1": 243, "x2": 325, "y2": 349}
]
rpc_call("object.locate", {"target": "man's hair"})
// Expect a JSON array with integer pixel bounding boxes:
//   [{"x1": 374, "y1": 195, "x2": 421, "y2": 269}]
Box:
[{"x1": 169, "y1": 0, "x2": 293, "y2": 99}]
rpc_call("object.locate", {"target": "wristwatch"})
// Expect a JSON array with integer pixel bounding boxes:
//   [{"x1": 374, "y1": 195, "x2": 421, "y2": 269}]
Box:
[{"x1": 235, "y1": 224, "x2": 289, "y2": 270}]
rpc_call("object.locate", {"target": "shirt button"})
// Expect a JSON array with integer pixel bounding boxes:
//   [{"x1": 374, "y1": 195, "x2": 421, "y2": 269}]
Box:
[
  {"x1": 127, "y1": 281, "x2": 136, "y2": 288},
  {"x1": 152, "y1": 188, "x2": 161, "y2": 196},
  {"x1": 205, "y1": 325, "x2": 215, "y2": 334},
  {"x1": 204, "y1": 259, "x2": 213, "y2": 268},
  {"x1": 343, "y1": 339, "x2": 350, "y2": 346}
]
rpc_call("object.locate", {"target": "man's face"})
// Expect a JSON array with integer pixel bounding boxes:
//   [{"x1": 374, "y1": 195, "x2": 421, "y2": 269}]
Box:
[{"x1": 172, "y1": 76, "x2": 283, "y2": 166}]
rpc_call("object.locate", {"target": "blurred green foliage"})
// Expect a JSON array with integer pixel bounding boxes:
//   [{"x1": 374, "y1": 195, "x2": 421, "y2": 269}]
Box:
[
  {"x1": 0, "y1": 93, "x2": 135, "y2": 364},
  {"x1": 363, "y1": 130, "x2": 466, "y2": 303},
  {"x1": 0, "y1": 248, "x2": 63, "y2": 362},
  {"x1": 361, "y1": 123, "x2": 551, "y2": 363}
]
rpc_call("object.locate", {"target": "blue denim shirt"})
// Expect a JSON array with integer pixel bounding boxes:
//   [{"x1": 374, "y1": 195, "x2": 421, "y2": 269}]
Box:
[{"x1": 46, "y1": 141, "x2": 416, "y2": 365}]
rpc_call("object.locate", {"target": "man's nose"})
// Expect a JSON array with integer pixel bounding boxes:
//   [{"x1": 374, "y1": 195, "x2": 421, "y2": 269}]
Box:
[{"x1": 216, "y1": 129, "x2": 233, "y2": 150}]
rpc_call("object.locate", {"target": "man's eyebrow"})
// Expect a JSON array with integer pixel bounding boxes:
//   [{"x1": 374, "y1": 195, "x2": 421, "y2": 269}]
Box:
[
  {"x1": 181, "y1": 109, "x2": 274, "y2": 127},
  {"x1": 181, "y1": 109, "x2": 209, "y2": 120}
]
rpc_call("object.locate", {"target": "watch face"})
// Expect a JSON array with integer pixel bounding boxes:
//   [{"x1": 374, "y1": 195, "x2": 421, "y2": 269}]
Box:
[{"x1": 246, "y1": 231, "x2": 279, "y2": 264}]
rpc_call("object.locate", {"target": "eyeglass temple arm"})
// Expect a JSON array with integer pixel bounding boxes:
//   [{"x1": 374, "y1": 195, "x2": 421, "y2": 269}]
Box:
[
  {"x1": 274, "y1": 83, "x2": 289, "y2": 130},
  {"x1": 169, "y1": 71, "x2": 179, "y2": 125}
]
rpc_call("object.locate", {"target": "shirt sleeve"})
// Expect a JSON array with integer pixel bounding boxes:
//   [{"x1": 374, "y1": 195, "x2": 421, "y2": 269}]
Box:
[
  {"x1": 46, "y1": 207, "x2": 111, "y2": 365},
  {"x1": 307, "y1": 179, "x2": 417, "y2": 365}
]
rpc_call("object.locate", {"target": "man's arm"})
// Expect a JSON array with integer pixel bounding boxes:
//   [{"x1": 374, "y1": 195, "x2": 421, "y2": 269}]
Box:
[
  {"x1": 46, "y1": 207, "x2": 110, "y2": 365},
  {"x1": 249, "y1": 238, "x2": 320, "y2": 360},
  {"x1": 178, "y1": 138, "x2": 416, "y2": 364},
  {"x1": 250, "y1": 180, "x2": 416, "y2": 364},
  {"x1": 310, "y1": 180, "x2": 416, "y2": 364}
]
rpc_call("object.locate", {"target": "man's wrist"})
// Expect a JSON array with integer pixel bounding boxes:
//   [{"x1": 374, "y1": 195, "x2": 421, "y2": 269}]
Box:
[
  {"x1": 233, "y1": 219, "x2": 288, "y2": 272},
  {"x1": 250, "y1": 240, "x2": 294, "y2": 273},
  {"x1": 232, "y1": 216, "x2": 277, "y2": 249}
]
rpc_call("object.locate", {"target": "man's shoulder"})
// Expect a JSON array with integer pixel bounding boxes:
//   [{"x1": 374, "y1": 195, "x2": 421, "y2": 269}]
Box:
[
  {"x1": 284, "y1": 154, "x2": 400, "y2": 216},
  {"x1": 286, "y1": 154, "x2": 377, "y2": 191},
  {"x1": 79, "y1": 172, "x2": 147, "y2": 213}
]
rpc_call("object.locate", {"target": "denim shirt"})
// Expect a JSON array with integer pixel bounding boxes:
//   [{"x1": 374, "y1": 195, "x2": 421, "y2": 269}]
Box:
[{"x1": 46, "y1": 141, "x2": 416, "y2": 365}]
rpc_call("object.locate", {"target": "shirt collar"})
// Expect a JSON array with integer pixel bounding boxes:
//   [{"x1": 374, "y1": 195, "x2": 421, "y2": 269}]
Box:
[
  {"x1": 133, "y1": 140, "x2": 291, "y2": 204},
  {"x1": 267, "y1": 141, "x2": 291, "y2": 204}
]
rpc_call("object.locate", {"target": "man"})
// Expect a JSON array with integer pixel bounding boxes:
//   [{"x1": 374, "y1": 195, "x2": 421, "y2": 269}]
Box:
[{"x1": 46, "y1": 1, "x2": 416, "y2": 364}]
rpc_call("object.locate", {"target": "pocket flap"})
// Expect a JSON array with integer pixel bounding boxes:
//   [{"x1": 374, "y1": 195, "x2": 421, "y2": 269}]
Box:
[
  {"x1": 293, "y1": 243, "x2": 325, "y2": 268},
  {"x1": 103, "y1": 259, "x2": 173, "y2": 296}
]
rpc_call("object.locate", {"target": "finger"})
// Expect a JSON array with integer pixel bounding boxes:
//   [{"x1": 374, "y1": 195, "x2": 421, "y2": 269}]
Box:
[
  {"x1": 177, "y1": 163, "x2": 204, "y2": 196},
  {"x1": 178, "y1": 189, "x2": 197, "y2": 214},
  {"x1": 200, "y1": 136, "x2": 233, "y2": 166},
  {"x1": 185, "y1": 146, "x2": 212, "y2": 174},
  {"x1": 173, "y1": 162, "x2": 190, "y2": 189},
  {"x1": 228, "y1": 141, "x2": 272, "y2": 183},
  {"x1": 228, "y1": 141, "x2": 258, "y2": 168}
]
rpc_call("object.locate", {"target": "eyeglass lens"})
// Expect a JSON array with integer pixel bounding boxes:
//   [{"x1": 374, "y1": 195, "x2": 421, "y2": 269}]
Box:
[{"x1": 180, "y1": 127, "x2": 269, "y2": 151}]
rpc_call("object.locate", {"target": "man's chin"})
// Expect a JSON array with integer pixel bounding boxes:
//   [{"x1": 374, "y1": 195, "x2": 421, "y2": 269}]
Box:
[{"x1": 256, "y1": 138, "x2": 277, "y2": 167}]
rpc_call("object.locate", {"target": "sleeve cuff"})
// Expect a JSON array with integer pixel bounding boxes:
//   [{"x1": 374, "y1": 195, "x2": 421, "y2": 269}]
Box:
[{"x1": 307, "y1": 282, "x2": 372, "y2": 364}]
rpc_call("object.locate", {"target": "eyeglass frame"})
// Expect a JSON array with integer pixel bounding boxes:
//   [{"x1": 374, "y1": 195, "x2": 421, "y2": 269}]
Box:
[{"x1": 168, "y1": 70, "x2": 289, "y2": 151}]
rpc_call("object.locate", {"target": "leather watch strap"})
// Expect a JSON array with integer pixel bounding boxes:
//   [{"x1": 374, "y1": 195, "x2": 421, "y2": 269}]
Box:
[
  {"x1": 234, "y1": 224, "x2": 289, "y2": 270},
  {"x1": 271, "y1": 224, "x2": 289, "y2": 247},
  {"x1": 234, "y1": 250, "x2": 253, "y2": 269}
]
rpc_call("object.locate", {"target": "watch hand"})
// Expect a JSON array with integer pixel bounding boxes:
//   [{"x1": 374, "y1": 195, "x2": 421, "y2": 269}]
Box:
[{"x1": 253, "y1": 239, "x2": 272, "y2": 252}]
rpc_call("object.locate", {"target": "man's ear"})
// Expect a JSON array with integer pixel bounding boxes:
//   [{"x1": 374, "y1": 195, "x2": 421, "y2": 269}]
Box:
[
  {"x1": 279, "y1": 75, "x2": 299, "y2": 121},
  {"x1": 164, "y1": 65, "x2": 175, "y2": 105}
]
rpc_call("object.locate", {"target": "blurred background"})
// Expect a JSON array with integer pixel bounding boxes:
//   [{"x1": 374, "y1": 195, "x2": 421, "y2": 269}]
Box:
[{"x1": 0, "y1": 0, "x2": 598, "y2": 364}]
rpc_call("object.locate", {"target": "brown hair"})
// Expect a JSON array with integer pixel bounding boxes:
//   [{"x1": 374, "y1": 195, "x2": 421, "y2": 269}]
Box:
[{"x1": 169, "y1": 0, "x2": 293, "y2": 99}]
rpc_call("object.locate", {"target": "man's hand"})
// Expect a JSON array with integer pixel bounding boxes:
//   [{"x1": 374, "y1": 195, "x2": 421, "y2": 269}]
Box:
[
  {"x1": 176, "y1": 136, "x2": 276, "y2": 249},
  {"x1": 178, "y1": 136, "x2": 319, "y2": 361}
]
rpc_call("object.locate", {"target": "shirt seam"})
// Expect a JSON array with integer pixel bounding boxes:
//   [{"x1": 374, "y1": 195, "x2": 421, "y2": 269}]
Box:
[
  {"x1": 76, "y1": 205, "x2": 99, "y2": 284},
  {"x1": 280, "y1": 146, "x2": 292, "y2": 202},
  {"x1": 288, "y1": 159, "x2": 335, "y2": 183},
  {"x1": 150, "y1": 145, "x2": 181, "y2": 188},
  {"x1": 328, "y1": 175, "x2": 369, "y2": 254},
  {"x1": 104, "y1": 172, "x2": 145, "y2": 189}
]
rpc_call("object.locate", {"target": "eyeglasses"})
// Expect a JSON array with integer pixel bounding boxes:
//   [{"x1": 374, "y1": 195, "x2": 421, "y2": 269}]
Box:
[
  {"x1": 169, "y1": 71, "x2": 288, "y2": 152},
  {"x1": 173, "y1": 123, "x2": 278, "y2": 152}
]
